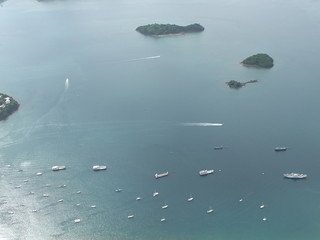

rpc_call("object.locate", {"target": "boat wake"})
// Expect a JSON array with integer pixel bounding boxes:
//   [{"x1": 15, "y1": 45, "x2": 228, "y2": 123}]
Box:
[
  {"x1": 65, "y1": 78, "x2": 69, "y2": 90},
  {"x1": 124, "y1": 55, "x2": 160, "y2": 62},
  {"x1": 181, "y1": 123, "x2": 224, "y2": 127}
]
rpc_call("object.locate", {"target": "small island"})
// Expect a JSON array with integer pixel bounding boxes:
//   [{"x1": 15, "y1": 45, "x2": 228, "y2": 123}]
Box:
[
  {"x1": 226, "y1": 80, "x2": 258, "y2": 89},
  {"x1": 0, "y1": 93, "x2": 19, "y2": 121},
  {"x1": 136, "y1": 23, "x2": 204, "y2": 36},
  {"x1": 241, "y1": 53, "x2": 274, "y2": 68}
]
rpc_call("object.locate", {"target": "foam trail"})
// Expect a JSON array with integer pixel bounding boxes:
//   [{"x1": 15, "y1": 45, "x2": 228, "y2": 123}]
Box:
[
  {"x1": 65, "y1": 78, "x2": 69, "y2": 90},
  {"x1": 181, "y1": 123, "x2": 224, "y2": 127},
  {"x1": 125, "y1": 55, "x2": 160, "y2": 62}
]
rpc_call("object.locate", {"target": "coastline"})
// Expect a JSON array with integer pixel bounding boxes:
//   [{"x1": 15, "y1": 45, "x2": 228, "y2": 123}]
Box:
[
  {"x1": 240, "y1": 62, "x2": 273, "y2": 69},
  {"x1": 152, "y1": 33, "x2": 185, "y2": 37}
]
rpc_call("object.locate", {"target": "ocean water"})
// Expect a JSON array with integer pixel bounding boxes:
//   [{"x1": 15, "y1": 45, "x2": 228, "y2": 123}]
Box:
[{"x1": 1, "y1": 0, "x2": 320, "y2": 239}]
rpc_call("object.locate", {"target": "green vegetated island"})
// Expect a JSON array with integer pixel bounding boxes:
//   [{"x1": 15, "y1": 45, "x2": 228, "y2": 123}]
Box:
[
  {"x1": 136, "y1": 23, "x2": 204, "y2": 36},
  {"x1": 0, "y1": 93, "x2": 19, "y2": 121},
  {"x1": 241, "y1": 53, "x2": 274, "y2": 68},
  {"x1": 226, "y1": 80, "x2": 258, "y2": 89}
]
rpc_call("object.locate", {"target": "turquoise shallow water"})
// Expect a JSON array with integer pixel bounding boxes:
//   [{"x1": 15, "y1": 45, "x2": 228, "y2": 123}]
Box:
[{"x1": 1, "y1": 0, "x2": 320, "y2": 239}]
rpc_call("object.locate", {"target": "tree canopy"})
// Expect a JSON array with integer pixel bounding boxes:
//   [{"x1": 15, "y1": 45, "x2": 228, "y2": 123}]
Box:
[
  {"x1": 136, "y1": 23, "x2": 204, "y2": 36},
  {"x1": 0, "y1": 93, "x2": 19, "y2": 121},
  {"x1": 241, "y1": 53, "x2": 274, "y2": 68}
]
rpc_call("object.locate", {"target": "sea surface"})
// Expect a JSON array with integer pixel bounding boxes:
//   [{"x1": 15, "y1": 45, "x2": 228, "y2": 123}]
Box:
[{"x1": 1, "y1": 0, "x2": 320, "y2": 239}]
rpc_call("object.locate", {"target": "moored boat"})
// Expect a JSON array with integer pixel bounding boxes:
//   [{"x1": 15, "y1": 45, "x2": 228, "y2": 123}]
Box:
[
  {"x1": 155, "y1": 172, "x2": 169, "y2": 179},
  {"x1": 52, "y1": 166, "x2": 66, "y2": 171},
  {"x1": 283, "y1": 173, "x2": 307, "y2": 179},
  {"x1": 214, "y1": 146, "x2": 223, "y2": 150},
  {"x1": 199, "y1": 169, "x2": 214, "y2": 176},
  {"x1": 274, "y1": 147, "x2": 287, "y2": 152},
  {"x1": 92, "y1": 165, "x2": 107, "y2": 171}
]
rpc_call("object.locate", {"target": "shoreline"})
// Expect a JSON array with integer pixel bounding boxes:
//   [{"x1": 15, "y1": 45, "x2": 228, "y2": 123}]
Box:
[
  {"x1": 240, "y1": 62, "x2": 273, "y2": 69},
  {"x1": 152, "y1": 33, "x2": 185, "y2": 37}
]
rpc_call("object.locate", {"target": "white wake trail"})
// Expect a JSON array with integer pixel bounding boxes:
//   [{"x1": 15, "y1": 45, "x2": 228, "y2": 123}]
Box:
[
  {"x1": 125, "y1": 55, "x2": 160, "y2": 62},
  {"x1": 181, "y1": 123, "x2": 224, "y2": 127},
  {"x1": 65, "y1": 78, "x2": 69, "y2": 90}
]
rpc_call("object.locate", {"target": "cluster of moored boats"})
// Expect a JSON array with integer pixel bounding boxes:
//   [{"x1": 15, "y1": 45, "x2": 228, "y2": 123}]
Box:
[{"x1": 3, "y1": 143, "x2": 308, "y2": 226}]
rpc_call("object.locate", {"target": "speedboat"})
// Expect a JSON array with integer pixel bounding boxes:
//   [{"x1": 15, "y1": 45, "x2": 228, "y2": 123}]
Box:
[
  {"x1": 58, "y1": 199, "x2": 63, "y2": 202},
  {"x1": 92, "y1": 165, "x2": 107, "y2": 171},
  {"x1": 162, "y1": 204, "x2": 168, "y2": 209},
  {"x1": 199, "y1": 169, "x2": 214, "y2": 176},
  {"x1": 36, "y1": 172, "x2": 43, "y2": 176},
  {"x1": 128, "y1": 215, "x2": 134, "y2": 219},
  {"x1": 153, "y1": 191, "x2": 159, "y2": 197},
  {"x1": 136, "y1": 197, "x2": 141, "y2": 200},
  {"x1": 260, "y1": 204, "x2": 265, "y2": 209},
  {"x1": 76, "y1": 191, "x2": 81, "y2": 194},
  {"x1": 239, "y1": 199, "x2": 244, "y2": 202},
  {"x1": 187, "y1": 195, "x2": 194, "y2": 202},
  {"x1": 42, "y1": 194, "x2": 49, "y2": 197},
  {"x1": 52, "y1": 166, "x2": 66, "y2": 171},
  {"x1": 74, "y1": 219, "x2": 81, "y2": 223},
  {"x1": 115, "y1": 189, "x2": 122, "y2": 192},
  {"x1": 160, "y1": 218, "x2": 166, "y2": 222},
  {"x1": 262, "y1": 217, "x2": 267, "y2": 221},
  {"x1": 90, "y1": 205, "x2": 96, "y2": 208}
]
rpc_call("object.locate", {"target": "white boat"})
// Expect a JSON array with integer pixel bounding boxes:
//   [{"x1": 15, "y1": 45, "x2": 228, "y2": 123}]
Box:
[
  {"x1": 153, "y1": 191, "x2": 159, "y2": 197},
  {"x1": 76, "y1": 191, "x2": 81, "y2": 194},
  {"x1": 187, "y1": 195, "x2": 194, "y2": 202},
  {"x1": 199, "y1": 169, "x2": 214, "y2": 176},
  {"x1": 31, "y1": 210, "x2": 37, "y2": 213},
  {"x1": 160, "y1": 218, "x2": 166, "y2": 222},
  {"x1": 275, "y1": 147, "x2": 287, "y2": 152},
  {"x1": 90, "y1": 205, "x2": 96, "y2": 208},
  {"x1": 136, "y1": 197, "x2": 141, "y2": 200},
  {"x1": 262, "y1": 217, "x2": 267, "y2": 221},
  {"x1": 74, "y1": 219, "x2": 81, "y2": 223},
  {"x1": 239, "y1": 199, "x2": 244, "y2": 202},
  {"x1": 155, "y1": 172, "x2": 169, "y2": 179},
  {"x1": 58, "y1": 199, "x2": 63, "y2": 202},
  {"x1": 260, "y1": 204, "x2": 265, "y2": 209},
  {"x1": 115, "y1": 188, "x2": 122, "y2": 192},
  {"x1": 207, "y1": 208, "x2": 214, "y2": 214},
  {"x1": 92, "y1": 165, "x2": 107, "y2": 171},
  {"x1": 283, "y1": 173, "x2": 307, "y2": 179},
  {"x1": 76, "y1": 203, "x2": 81, "y2": 206},
  {"x1": 52, "y1": 166, "x2": 66, "y2": 171},
  {"x1": 128, "y1": 215, "x2": 134, "y2": 219},
  {"x1": 36, "y1": 172, "x2": 43, "y2": 176},
  {"x1": 162, "y1": 204, "x2": 168, "y2": 209},
  {"x1": 42, "y1": 193, "x2": 49, "y2": 197}
]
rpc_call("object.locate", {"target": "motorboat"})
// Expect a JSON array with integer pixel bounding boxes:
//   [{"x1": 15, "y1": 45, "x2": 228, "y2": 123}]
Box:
[
  {"x1": 155, "y1": 172, "x2": 169, "y2": 179},
  {"x1": 199, "y1": 169, "x2": 214, "y2": 176},
  {"x1": 92, "y1": 165, "x2": 107, "y2": 171},
  {"x1": 283, "y1": 173, "x2": 307, "y2": 179},
  {"x1": 52, "y1": 166, "x2": 66, "y2": 171}
]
